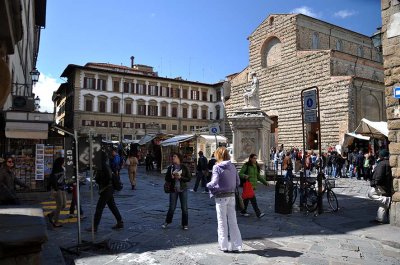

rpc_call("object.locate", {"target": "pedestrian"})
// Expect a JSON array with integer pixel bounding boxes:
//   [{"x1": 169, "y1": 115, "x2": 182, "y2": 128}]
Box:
[
  {"x1": 355, "y1": 150, "x2": 365, "y2": 180},
  {"x1": 193, "y1": 151, "x2": 208, "y2": 193},
  {"x1": 206, "y1": 147, "x2": 242, "y2": 253},
  {"x1": 162, "y1": 152, "x2": 192, "y2": 230},
  {"x1": 69, "y1": 181, "x2": 85, "y2": 219},
  {"x1": 126, "y1": 152, "x2": 138, "y2": 190},
  {"x1": 145, "y1": 151, "x2": 154, "y2": 172},
  {"x1": 47, "y1": 157, "x2": 67, "y2": 228},
  {"x1": 367, "y1": 149, "x2": 392, "y2": 224},
  {"x1": 87, "y1": 151, "x2": 123, "y2": 232},
  {"x1": 238, "y1": 154, "x2": 268, "y2": 218},
  {"x1": 0, "y1": 156, "x2": 28, "y2": 205},
  {"x1": 282, "y1": 151, "x2": 293, "y2": 179},
  {"x1": 110, "y1": 148, "x2": 122, "y2": 177}
]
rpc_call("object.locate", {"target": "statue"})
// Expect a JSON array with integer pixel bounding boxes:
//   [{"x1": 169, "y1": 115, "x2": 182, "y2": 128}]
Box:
[{"x1": 243, "y1": 73, "x2": 259, "y2": 108}]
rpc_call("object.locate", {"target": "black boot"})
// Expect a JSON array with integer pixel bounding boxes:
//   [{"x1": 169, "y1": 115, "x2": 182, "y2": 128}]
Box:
[{"x1": 131, "y1": 185, "x2": 135, "y2": 190}]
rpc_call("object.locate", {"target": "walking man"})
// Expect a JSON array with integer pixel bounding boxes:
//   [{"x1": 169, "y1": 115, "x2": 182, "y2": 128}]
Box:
[{"x1": 193, "y1": 151, "x2": 208, "y2": 193}]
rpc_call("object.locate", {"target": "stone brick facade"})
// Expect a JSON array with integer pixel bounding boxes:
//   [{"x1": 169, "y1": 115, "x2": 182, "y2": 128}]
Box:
[
  {"x1": 225, "y1": 14, "x2": 385, "y2": 151},
  {"x1": 381, "y1": 0, "x2": 400, "y2": 226},
  {"x1": 55, "y1": 63, "x2": 225, "y2": 140}
]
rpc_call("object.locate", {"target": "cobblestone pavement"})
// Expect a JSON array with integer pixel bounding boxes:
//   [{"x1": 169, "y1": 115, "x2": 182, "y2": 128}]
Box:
[{"x1": 40, "y1": 167, "x2": 400, "y2": 265}]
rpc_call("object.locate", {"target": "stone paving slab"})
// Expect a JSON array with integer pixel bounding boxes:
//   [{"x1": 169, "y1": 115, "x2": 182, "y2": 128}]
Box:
[{"x1": 26, "y1": 168, "x2": 400, "y2": 264}]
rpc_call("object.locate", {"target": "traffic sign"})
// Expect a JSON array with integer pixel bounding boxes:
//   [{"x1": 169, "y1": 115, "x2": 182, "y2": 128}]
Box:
[
  {"x1": 208, "y1": 124, "x2": 220, "y2": 135},
  {"x1": 394, "y1": 87, "x2": 400, "y2": 99},
  {"x1": 303, "y1": 90, "x2": 317, "y2": 110},
  {"x1": 304, "y1": 109, "x2": 317, "y2": 123}
]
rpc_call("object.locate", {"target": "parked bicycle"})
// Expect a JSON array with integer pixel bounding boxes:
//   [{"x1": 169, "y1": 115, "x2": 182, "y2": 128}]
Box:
[{"x1": 289, "y1": 176, "x2": 338, "y2": 212}]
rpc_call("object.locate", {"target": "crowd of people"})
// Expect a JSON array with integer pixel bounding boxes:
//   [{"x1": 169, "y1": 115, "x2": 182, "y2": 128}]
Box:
[{"x1": 0, "y1": 143, "x2": 394, "y2": 251}]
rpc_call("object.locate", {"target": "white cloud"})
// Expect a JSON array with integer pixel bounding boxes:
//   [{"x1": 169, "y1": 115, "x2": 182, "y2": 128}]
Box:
[
  {"x1": 291, "y1": 6, "x2": 320, "y2": 18},
  {"x1": 32, "y1": 73, "x2": 61, "y2": 113},
  {"x1": 334, "y1": 10, "x2": 357, "y2": 19}
]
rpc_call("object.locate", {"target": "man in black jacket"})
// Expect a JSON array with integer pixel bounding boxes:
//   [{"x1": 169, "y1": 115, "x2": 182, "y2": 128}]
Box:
[{"x1": 367, "y1": 149, "x2": 392, "y2": 224}]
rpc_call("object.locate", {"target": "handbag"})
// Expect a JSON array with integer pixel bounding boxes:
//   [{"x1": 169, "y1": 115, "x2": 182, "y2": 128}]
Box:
[
  {"x1": 235, "y1": 187, "x2": 245, "y2": 211},
  {"x1": 242, "y1": 180, "x2": 255, "y2": 199},
  {"x1": 164, "y1": 181, "x2": 175, "y2": 193}
]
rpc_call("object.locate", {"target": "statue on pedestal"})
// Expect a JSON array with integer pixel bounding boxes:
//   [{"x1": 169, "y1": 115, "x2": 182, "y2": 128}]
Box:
[{"x1": 243, "y1": 72, "x2": 259, "y2": 108}]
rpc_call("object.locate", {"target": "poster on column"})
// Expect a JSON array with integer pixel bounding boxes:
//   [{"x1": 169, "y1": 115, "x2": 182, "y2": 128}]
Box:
[{"x1": 35, "y1": 144, "x2": 45, "y2": 180}]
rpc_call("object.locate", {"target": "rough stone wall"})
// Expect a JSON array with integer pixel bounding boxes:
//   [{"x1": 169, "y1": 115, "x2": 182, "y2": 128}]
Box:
[
  {"x1": 225, "y1": 14, "x2": 385, "y2": 150},
  {"x1": 381, "y1": 0, "x2": 400, "y2": 226}
]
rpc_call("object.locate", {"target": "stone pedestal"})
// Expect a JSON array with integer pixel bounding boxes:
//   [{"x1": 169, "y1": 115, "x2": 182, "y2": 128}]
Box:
[{"x1": 228, "y1": 108, "x2": 273, "y2": 169}]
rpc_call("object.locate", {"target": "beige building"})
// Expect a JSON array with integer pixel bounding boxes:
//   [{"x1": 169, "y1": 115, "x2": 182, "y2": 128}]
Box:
[
  {"x1": 224, "y1": 14, "x2": 385, "y2": 150},
  {"x1": 381, "y1": 0, "x2": 400, "y2": 226},
  {"x1": 54, "y1": 59, "x2": 225, "y2": 140}
]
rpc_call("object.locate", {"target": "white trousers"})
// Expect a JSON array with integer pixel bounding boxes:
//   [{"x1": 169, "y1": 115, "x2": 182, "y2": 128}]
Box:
[
  {"x1": 368, "y1": 186, "x2": 390, "y2": 222},
  {"x1": 215, "y1": 196, "x2": 242, "y2": 251}
]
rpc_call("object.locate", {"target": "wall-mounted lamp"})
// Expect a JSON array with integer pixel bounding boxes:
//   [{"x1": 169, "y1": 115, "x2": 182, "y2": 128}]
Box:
[
  {"x1": 371, "y1": 27, "x2": 382, "y2": 52},
  {"x1": 34, "y1": 95, "x2": 40, "y2": 111},
  {"x1": 30, "y1": 67, "x2": 40, "y2": 84}
]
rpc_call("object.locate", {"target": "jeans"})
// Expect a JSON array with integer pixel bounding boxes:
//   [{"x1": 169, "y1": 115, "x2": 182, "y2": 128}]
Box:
[
  {"x1": 241, "y1": 195, "x2": 262, "y2": 217},
  {"x1": 194, "y1": 170, "x2": 208, "y2": 192},
  {"x1": 93, "y1": 186, "x2": 122, "y2": 228},
  {"x1": 165, "y1": 189, "x2": 188, "y2": 226},
  {"x1": 285, "y1": 169, "x2": 293, "y2": 179},
  {"x1": 348, "y1": 164, "x2": 354, "y2": 178},
  {"x1": 215, "y1": 196, "x2": 242, "y2": 251}
]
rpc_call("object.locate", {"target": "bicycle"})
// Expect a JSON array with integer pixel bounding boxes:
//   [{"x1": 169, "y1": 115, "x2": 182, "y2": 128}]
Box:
[
  {"x1": 304, "y1": 177, "x2": 339, "y2": 212},
  {"x1": 289, "y1": 177, "x2": 319, "y2": 209}
]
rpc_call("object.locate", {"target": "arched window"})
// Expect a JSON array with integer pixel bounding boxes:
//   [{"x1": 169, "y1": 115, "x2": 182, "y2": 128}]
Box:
[
  {"x1": 83, "y1": 94, "x2": 94, "y2": 112},
  {"x1": 335, "y1": 40, "x2": 343, "y2": 51},
  {"x1": 261, "y1": 37, "x2": 282, "y2": 68},
  {"x1": 312, "y1": 32, "x2": 320, "y2": 49},
  {"x1": 362, "y1": 94, "x2": 380, "y2": 121},
  {"x1": 357, "y1": 46, "x2": 364, "y2": 57}
]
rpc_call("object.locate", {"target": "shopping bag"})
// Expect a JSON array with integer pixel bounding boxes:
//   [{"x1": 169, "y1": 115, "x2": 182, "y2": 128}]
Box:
[
  {"x1": 164, "y1": 181, "x2": 175, "y2": 193},
  {"x1": 235, "y1": 187, "x2": 245, "y2": 211},
  {"x1": 242, "y1": 180, "x2": 255, "y2": 199}
]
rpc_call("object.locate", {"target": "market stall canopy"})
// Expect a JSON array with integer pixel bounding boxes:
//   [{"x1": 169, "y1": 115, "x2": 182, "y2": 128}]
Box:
[
  {"x1": 123, "y1": 139, "x2": 140, "y2": 144},
  {"x1": 354, "y1": 118, "x2": 388, "y2": 138},
  {"x1": 5, "y1": 122, "x2": 48, "y2": 139},
  {"x1": 198, "y1": 135, "x2": 227, "y2": 142},
  {"x1": 343, "y1": 132, "x2": 371, "y2": 147},
  {"x1": 138, "y1": 135, "x2": 156, "y2": 145},
  {"x1": 161, "y1": 134, "x2": 195, "y2": 147}
]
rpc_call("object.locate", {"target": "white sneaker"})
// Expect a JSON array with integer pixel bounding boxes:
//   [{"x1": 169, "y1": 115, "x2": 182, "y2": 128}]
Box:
[
  {"x1": 257, "y1": 213, "x2": 265, "y2": 218},
  {"x1": 240, "y1": 212, "x2": 250, "y2": 217},
  {"x1": 161, "y1": 223, "x2": 169, "y2": 229}
]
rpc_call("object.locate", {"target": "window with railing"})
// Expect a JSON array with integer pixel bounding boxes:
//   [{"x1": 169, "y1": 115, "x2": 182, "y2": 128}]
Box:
[
  {"x1": 85, "y1": 99, "x2": 93, "y2": 111},
  {"x1": 161, "y1": 106, "x2": 167, "y2": 116},
  {"x1": 112, "y1": 101, "x2": 119, "y2": 114},
  {"x1": 99, "y1": 101, "x2": 106, "y2": 113},
  {"x1": 148, "y1": 105, "x2": 158, "y2": 116},
  {"x1": 125, "y1": 102, "x2": 132, "y2": 114},
  {"x1": 182, "y1": 108, "x2": 188, "y2": 118},
  {"x1": 138, "y1": 104, "x2": 146, "y2": 115}
]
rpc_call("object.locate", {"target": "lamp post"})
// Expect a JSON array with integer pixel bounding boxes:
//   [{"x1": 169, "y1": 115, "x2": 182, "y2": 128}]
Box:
[
  {"x1": 371, "y1": 27, "x2": 382, "y2": 52},
  {"x1": 30, "y1": 68, "x2": 40, "y2": 84}
]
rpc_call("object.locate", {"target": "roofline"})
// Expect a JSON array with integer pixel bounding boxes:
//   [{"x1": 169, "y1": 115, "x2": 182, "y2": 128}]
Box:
[
  {"x1": 249, "y1": 13, "x2": 377, "y2": 39},
  {"x1": 60, "y1": 64, "x2": 221, "y2": 87}
]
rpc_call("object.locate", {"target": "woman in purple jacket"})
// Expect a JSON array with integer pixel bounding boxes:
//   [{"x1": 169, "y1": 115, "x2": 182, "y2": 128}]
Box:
[{"x1": 207, "y1": 147, "x2": 242, "y2": 253}]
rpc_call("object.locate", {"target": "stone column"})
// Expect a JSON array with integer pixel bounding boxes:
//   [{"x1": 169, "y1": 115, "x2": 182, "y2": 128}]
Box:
[{"x1": 381, "y1": 0, "x2": 400, "y2": 226}]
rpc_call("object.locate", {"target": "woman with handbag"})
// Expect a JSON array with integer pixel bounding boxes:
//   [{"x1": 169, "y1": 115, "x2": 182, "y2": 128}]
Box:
[
  {"x1": 47, "y1": 157, "x2": 67, "y2": 228},
  {"x1": 239, "y1": 154, "x2": 268, "y2": 218},
  {"x1": 207, "y1": 147, "x2": 242, "y2": 253},
  {"x1": 162, "y1": 152, "x2": 191, "y2": 230}
]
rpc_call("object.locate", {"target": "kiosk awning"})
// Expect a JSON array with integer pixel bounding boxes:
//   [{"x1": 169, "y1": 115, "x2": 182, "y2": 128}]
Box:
[
  {"x1": 198, "y1": 135, "x2": 227, "y2": 142},
  {"x1": 354, "y1": 118, "x2": 388, "y2": 138},
  {"x1": 161, "y1": 135, "x2": 195, "y2": 147},
  {"x1": 138, "y1": 135, "x2": 156, "y2": 145},
  {"x1": 5, "y1": 122, "x2": 48, "y2": 139}
]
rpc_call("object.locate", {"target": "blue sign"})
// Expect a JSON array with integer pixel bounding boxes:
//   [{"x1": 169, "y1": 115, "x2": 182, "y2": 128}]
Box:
[
  {"x1": 211, "y1": 127, "x2": 218, "y2": 134},
  {"x1": 394, "y1": 87, "x2": 400, "y2": 99}
]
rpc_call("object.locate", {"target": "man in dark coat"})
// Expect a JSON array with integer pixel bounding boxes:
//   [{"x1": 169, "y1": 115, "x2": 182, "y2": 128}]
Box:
[{"x1": 367, "y1": 149, "x2": 392, "y2": 223}]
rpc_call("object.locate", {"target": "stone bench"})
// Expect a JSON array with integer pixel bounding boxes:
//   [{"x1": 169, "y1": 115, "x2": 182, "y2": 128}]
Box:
[{"x1": 0, "y1": 207, "x2": 48, "y2": 265}]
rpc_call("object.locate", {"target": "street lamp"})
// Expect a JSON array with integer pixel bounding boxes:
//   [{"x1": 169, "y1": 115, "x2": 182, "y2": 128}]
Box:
[
  {"x1": 30, "y1": 67, "x2": 40, "y2": 84},
  {"x1": 34, "y1": 95, "x2": 40, "y2": 111}
]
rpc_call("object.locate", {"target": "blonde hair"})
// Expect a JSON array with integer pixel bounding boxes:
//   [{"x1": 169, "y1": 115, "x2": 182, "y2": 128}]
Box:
[{"x1": 214, "y1": 147, "x2": 230, "y2": 162}]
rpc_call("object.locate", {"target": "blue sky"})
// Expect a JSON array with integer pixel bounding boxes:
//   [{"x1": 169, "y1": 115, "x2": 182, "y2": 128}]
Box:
[{"x1": 34, "y1": 0, "x2": 381, "y2": 112}]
